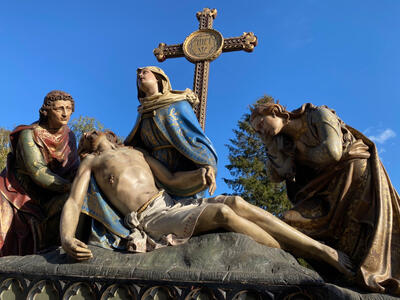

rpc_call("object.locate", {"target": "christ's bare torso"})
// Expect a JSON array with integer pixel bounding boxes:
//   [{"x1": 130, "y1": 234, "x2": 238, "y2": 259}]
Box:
[{"x1": 88, "y1": 147, "x2": 159, "y2": 215}]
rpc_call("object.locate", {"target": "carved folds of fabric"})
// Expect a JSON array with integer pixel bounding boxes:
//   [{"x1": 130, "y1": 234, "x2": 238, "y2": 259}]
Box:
[{"x1": 267, "y1": 106, "x2": 400, "y2": 295}]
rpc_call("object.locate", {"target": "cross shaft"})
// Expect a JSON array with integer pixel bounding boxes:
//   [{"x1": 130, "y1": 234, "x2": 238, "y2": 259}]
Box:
[{"x1": 153, "y1": 8, "x2": 257, "y2": 130}]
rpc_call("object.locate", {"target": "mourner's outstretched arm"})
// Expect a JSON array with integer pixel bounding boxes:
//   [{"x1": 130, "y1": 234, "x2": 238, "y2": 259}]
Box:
[
  {"x1": 18, "y1": 130, "x2": 71, "y2": 192},
  {"x1": 60, "y1": 156, "x2": 94, "y2": 260},
  {"x1": 144, "y1": 155, "x2": 216, "y2": 195}
]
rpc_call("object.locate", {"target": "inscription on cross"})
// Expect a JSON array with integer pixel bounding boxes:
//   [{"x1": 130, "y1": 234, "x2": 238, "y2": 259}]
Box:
[{"x1": 153, "y1": 8, "x2": 258, "y2": 130}]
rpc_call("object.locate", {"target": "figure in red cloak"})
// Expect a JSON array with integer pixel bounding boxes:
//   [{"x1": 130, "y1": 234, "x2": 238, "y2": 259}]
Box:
[{"x1": 0, "y1": 90, "x2": 79, "y2": 256}]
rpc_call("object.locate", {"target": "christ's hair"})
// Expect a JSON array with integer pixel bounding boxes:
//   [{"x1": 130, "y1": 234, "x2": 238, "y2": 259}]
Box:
[{"x1": 77, "y1": 130, "x2": 121, "y2": 159}]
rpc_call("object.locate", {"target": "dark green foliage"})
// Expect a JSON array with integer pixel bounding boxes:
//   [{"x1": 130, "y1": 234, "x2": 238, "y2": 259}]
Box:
[
  {"x1": 0, "y1": 127, "x2": 11, "y2": 171},
  {"x1": 224, "y1": 96, "x2": 292, "y2": 216}
]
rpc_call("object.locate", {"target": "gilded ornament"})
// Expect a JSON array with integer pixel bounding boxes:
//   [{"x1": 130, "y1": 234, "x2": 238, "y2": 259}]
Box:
[{"x1": 183, "y1": 29, "x2": 223, "y2": 63}]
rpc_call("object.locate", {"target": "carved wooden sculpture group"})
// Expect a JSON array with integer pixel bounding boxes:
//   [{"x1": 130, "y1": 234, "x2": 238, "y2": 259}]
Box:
[{"x1": 0, "y1": 8, "x2": 399, "y2": 297}]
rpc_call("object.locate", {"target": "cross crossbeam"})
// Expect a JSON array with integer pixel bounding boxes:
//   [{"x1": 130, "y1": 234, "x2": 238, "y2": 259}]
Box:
[{"x1": 153, "y1": 8, "x2": 258, "y2": 130}]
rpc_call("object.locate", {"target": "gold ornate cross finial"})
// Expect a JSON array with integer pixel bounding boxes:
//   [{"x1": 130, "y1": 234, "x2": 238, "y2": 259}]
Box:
[{"x1": 153, "y1": 8, "x2": 258, "y2": 130}]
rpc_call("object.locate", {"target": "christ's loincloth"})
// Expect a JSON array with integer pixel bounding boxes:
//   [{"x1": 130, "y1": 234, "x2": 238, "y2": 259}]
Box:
[{"x1": 124, "y1": 190, "x2": 225, "y2": 253}]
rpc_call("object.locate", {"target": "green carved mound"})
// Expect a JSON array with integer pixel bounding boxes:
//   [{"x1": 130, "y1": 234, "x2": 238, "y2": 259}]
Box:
[{"x1": 0, "y1": 233, "x2": 396, "y2": 299}]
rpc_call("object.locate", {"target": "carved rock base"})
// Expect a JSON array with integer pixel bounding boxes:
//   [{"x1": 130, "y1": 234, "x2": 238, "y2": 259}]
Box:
[{"x1": 0, "y1": 233, "x2": 396, "y2": 299}]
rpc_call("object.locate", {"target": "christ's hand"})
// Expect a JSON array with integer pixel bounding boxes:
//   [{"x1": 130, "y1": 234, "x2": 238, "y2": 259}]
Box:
[
  {"x1": 62, "y1": 237, "x2": 93, "y2": 261},
  {"x1": 205, "y1": 166, "x2": 216, "y2": 195}
]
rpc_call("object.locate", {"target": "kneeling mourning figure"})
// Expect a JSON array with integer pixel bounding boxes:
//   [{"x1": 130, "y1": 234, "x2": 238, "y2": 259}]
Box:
[
  {"x1": 250, "y1": 100, "x2": 400, "y2": 295},
  {"x1": 0, "y1": 91, "x2": 78, "y2": 256}
]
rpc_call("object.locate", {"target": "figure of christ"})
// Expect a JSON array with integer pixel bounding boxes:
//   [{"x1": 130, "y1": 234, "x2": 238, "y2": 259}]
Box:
[{"x1": 60, "y1": 130, "x2": 354, "y2": 277}]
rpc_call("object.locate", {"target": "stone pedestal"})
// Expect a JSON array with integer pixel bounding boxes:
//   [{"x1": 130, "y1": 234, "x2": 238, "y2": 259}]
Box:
[{"x1": 0, "y1": 233, "x2": 395, "y2": 299}]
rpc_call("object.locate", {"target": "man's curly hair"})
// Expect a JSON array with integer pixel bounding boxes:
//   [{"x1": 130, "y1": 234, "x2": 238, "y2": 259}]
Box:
[{"x1": 39, "y1": 90, "x2": 75, "y2": 124}]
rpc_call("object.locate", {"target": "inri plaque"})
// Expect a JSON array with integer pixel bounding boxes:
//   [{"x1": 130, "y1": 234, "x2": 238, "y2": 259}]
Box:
[{"x1": 183, "y1": 29, "x2": 223, "y2": 63}]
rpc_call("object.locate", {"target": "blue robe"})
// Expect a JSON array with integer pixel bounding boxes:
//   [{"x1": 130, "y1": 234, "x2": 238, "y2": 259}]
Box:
[
  {"x1": 81, "y1": 176, "x2": 129, "y2": 250},
  {"x1": 125, "y1": 100, "x2": 218, "y2": 197}
]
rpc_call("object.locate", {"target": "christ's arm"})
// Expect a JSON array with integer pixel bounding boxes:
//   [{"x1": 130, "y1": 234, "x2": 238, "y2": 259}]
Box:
[
  {"x1": 144, "y1": 155, "x2": 216, "y2": 195},
  {"x1": 60, "y1": 155, "x2": 94, "y2": 260}
]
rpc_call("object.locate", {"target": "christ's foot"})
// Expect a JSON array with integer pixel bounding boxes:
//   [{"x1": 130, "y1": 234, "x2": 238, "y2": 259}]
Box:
[{"x1": 323, "y1": 246, "x2": 355, "y2": 278}]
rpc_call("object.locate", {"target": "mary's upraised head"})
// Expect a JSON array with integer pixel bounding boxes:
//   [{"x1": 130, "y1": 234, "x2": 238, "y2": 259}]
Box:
[{"x1": 136, "y1": 66, "x2": 172, "y2": 100}]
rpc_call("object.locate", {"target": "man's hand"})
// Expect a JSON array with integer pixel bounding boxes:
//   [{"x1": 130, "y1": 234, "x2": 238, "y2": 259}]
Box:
[
  {"x1": 61, "y1": 237, "x2": 93, "y2": 261},
  {"x1": 204, "y1": 166, "x2": 216, "y2": 195}
]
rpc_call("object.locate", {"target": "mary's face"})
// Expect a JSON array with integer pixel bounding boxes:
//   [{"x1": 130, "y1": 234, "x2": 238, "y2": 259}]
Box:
[
  {"x1": 137, "y1": 68, "x2": 158, "y2": 93},
  {"x1": 251, "y1": 114, "x2": 285, "y2": 137}
]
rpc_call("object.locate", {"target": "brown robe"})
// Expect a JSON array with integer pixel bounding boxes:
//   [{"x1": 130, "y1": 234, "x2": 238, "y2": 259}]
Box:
[{"x1": 268, "y1": 106, "x2": 400, "y2": 295}]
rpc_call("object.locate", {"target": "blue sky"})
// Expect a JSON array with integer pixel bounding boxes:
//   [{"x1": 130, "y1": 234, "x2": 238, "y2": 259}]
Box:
[{"x1": 1, "y1": 1, "x2": 399, "y2": 195}]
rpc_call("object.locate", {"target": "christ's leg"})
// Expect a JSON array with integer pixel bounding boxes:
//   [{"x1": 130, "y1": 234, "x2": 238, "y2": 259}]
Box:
[
  {"x1": 193, "y1": 203, "x2": 281, "y2": 249},
  {"x1": 222, "y1": 196, "x2": 354, "y2": 276}
]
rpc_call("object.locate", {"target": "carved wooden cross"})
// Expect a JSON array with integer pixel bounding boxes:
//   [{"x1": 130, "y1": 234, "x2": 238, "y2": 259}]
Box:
[{"x1": 153, "y1": 8, "x2": 258, "y2": 130}]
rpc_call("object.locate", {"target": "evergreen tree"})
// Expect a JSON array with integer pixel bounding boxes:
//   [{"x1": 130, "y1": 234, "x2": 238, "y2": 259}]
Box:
[{"x1": 224, "y1": 95, "x2": 292, "y2": 216}]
